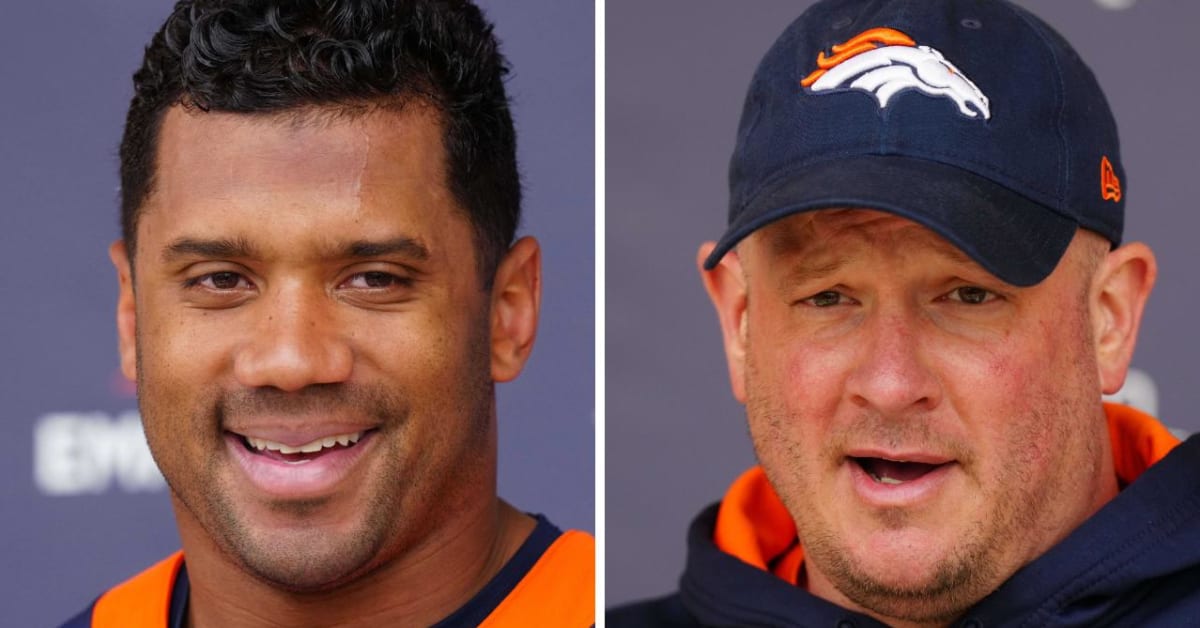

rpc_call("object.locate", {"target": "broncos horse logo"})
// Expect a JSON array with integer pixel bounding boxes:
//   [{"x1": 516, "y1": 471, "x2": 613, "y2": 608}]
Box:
[{"x1": 801, "y1": 28, "x2": 991, "y2": 120}]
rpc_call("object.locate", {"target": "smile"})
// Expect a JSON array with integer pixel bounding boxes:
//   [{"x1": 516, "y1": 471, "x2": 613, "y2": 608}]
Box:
[
  {"x1": 242, "y1": 431, "x2": 366, "y2": 459},
  {"x1": 224, "y1": 428, "x2": 378, "y2": 499}
]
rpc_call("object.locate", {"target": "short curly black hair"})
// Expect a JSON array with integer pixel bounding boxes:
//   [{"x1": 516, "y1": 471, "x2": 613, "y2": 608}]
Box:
[{"x1": 120, "y1": 0, "x2": 520, "y2": 280}]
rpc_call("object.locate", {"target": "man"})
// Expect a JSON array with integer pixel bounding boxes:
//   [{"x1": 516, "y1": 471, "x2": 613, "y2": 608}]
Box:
[
  {"x1": 611, "y1": 0, "x2": 1200, "y2": 626},
  {"x1": 62, "y1": 1, "x2": 593, "y2": 626}
]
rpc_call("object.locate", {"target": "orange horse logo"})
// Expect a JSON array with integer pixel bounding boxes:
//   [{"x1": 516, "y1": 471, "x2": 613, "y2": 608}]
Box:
[{"x1": 802, "y1": 27, "x2": 991, "y2": 120}]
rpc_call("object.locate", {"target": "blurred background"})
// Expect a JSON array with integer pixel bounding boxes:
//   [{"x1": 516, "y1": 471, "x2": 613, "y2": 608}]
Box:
[
  {"x1": 607, "y1": 0, "x2": 1200, "y2": 610},
  {"x1": 0, "y1": 2, "x2": 593, "y2": 625}
]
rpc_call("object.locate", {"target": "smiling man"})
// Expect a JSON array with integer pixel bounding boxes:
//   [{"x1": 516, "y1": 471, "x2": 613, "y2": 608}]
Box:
[
  {"x1": 62, "y1": 1, "x2": 593, "y2": 627},
  {"x1": 610, "y1": 0, "x2": 1200, "y2": 626}
]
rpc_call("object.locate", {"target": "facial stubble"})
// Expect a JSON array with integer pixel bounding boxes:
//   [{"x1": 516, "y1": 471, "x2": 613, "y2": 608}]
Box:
[
  {"x1": 134, "y1": 306, "x2": 496, "y2": 594},
  {"x1": 743, "y1": 303, "x2": 1103, "y2": 623}
]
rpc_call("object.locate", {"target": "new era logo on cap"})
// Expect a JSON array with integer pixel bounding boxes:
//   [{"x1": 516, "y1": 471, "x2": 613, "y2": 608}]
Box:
[
  {"x1": 800, "y1": 27, "x2": 991, "y2": 120},
  {"x1": 1101, "y1": 156, "x2": 1122, "y2": 203}
]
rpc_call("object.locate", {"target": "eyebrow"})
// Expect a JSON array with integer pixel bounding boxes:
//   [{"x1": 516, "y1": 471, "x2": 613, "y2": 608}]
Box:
[
  {"x1": 344, "y1": 236, "x2": 430, "y2": 261},
  {"x1": 161, "y1": 236, "x2": 259, "y2": 264},
  {"x1": 160, "y1": 235, "x2": 431, "y2": 264},
  {"x1": 777, "y1": 256, "x2": 850, "y2": 290}
]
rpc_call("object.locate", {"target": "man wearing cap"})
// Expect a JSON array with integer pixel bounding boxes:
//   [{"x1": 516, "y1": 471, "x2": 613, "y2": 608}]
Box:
[{"x1": 610, "y1": 0, "x2": 1200, "y2": 626}]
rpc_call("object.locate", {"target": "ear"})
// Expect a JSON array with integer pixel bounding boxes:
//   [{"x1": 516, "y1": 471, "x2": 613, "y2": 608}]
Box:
[
  {"x1": 698, "y1": 243, "x2": 749, "y2": 403},
  {"x1": 490, "y1": 236, "x2": 541, "y2": 382},
  {"x1": 109, "y1": 241, "x2": 138, "y2": 383},
  {"x1": 1091, "y1": 242, "x2": 1157, "y2": 395}
]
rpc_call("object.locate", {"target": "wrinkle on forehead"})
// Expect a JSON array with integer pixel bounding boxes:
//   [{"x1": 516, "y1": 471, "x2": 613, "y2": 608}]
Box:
[
  {"x1": 746, "y1": 209, "x2": 978, "y2": 280},
  {"x1": 759, "y1": 210, "x2": 964, "y2": 257}
]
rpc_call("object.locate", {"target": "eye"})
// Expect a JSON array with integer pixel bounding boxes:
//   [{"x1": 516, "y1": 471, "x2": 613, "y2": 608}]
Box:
[
  {"x1": 800, "y1": 290, "x2": 851, "y2": 307},
  {"x1": 945, "y1": 286, "x2": 996, "y2": 305},
  {"x1": 186, "y1": 271, "x2": 252, "y2": 291},
  {"x1": 342, "y1": 271, "x2": 413, "y2": 290}
]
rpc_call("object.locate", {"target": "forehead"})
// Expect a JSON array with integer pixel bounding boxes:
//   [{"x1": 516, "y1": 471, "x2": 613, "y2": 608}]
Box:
[
  {"x1": 137, "y1": 104, "x2": 469, "y2": 262},
  {"x1": 150, "y1": 103, "x2": 447, "y2": 204},
  {"x1": 749, "y1": 209, "x2": 975, "y2": 266}
]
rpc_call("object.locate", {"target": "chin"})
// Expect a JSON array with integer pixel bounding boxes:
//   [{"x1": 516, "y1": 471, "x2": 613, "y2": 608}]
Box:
[
  {"x1": 234, "y1": 528, "x2": 387, "y2": 593},
  {"x1": 865, "y1": 526, "x2": 952, "y2": 574},
  {"x1": 818, "y1": 526, "x2": 998, "y2": 623}
]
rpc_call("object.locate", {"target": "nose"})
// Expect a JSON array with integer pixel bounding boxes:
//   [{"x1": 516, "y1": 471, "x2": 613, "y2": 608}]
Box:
[
  {"x1": 843, "y1": 308, "x2": 942, "y2": 415},
  {"x1": 233, "y1": 284, "x2": 354, "y2": 392}
]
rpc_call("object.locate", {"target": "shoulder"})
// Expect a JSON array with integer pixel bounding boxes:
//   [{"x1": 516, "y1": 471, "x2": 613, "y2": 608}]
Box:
[
  {"x1": 525, "y1": 528, "x2": 594, "y2": 600},
  {"x1": 438, "y1": 517, "x2": 593, "y2": 628},
  {"x1": 538, "y1": 528, "x2": 594, "y2": 575},
  {"x1": 477, "y1": 526, "x2": 594, "y2": 627},
  {"x1": 60, "y1": 552, "x2": 184, "y2": 628}
]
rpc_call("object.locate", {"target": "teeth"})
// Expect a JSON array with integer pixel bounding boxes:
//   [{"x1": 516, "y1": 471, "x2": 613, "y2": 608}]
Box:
[
  {"x1": 245, "y1": 431, "x2": 364, "y2": 455},
  {"x1": 868, "y1": 470, "x2": 905, "y2": 485}
]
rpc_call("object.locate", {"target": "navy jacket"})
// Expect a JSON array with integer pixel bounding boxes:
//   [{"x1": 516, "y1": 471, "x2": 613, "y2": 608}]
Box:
[{"x1": 611, "y1": 435, "x2": 1200, "y2": 627}]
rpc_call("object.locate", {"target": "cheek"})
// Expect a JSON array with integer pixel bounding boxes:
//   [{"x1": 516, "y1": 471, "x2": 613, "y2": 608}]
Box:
[
  {"x1": 132, "y1": 308, "x2": 227, "y2": 485},
  {"x1": 963, "y1": 317, "x2": 1095, "y2": 479},
  {"x1": 135, "y1": 301, "x2": 215, "y2": 407},
  {"x1": 744, "y1": 333, "x2": 845, "y2": 457},
  {"x1": 779, "y1": 339, "x2": 846, "y2": 417},
  {"x1": 977, "y1": 354, "x2": 1054, "y2": 468},
  {"x1": 939, "y1": 311, "x2": 1058, "y2": 411},
  {"x1": 140, "y1": 295, "x2": 231, "y2": 363},
  {"x1": 359, "y1": 303, "x2": 492, "y2": 413},
  {"x1": 744, "y1": 307, "x2": 863, "y2": 436},
  {"x1": 747, "y1": 331, "x2": 821, "y2": 407}
]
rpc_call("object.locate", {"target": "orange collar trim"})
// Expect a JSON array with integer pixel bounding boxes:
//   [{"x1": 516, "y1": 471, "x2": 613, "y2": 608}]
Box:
[{"x1": 713, "y1": 403, "x2": 1181, "y2": 585}]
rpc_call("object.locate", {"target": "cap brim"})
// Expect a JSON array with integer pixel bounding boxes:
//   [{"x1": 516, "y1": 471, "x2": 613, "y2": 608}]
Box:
[{"x1": 705, "y1": 155, "x2": 1078, "y2": 287}]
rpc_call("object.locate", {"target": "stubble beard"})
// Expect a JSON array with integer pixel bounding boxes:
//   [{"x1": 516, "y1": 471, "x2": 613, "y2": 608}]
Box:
[
  {"x1": 748, "y1": 401, "x2": 1008, "y2": 623},
  {"x1": 135, "y1": 318, "x2": 496, "y2": 594},
  {"x1": 208, "y1": 384, "x2": 413, "y2": 592},
  {"x1": 744, "y1": 350, "x2": 1098, "y2": 624}
]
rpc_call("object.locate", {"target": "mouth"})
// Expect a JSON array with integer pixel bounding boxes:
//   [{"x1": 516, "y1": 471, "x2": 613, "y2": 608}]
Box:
[
  {"x1": 850, "y1": 456, "x2": 951, "y2": 486},
  {"x1": 235, "y1": 430, "x2": 372, "y2": 464},
  {"x1": 222, "y1": 428, "x2": 380, "y2": 500}
]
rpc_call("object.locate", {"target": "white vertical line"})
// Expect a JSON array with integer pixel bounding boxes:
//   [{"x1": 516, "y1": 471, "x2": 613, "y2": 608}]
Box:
[{"x1": 594, "y1": 0, "x2": 607, "y2": 624}]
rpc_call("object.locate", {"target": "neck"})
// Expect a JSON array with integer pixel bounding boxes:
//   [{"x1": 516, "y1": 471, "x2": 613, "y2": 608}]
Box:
[{"x1": 179, "y1": 499, "x2": 535, "y2": 628}]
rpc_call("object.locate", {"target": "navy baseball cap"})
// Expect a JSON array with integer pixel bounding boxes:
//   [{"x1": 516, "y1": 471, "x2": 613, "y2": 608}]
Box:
[{"x1": 704, "y1": 0, "x2": 1125, "y2": 287}]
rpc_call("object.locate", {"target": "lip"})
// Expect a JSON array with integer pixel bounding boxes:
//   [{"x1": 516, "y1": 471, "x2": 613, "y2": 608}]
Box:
[
  {"x1": 844, "y1": 449, "x2": 954, "y2": 466},
  {"x1": 225, "y1": 424, "x2": 378, "y2": 448},
  {"x1": 846, "y1": 455, "x2": 958, "y2": 508},
  {"x1": 225, "y1": 429, "x2": 376, "y2": 500}
]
